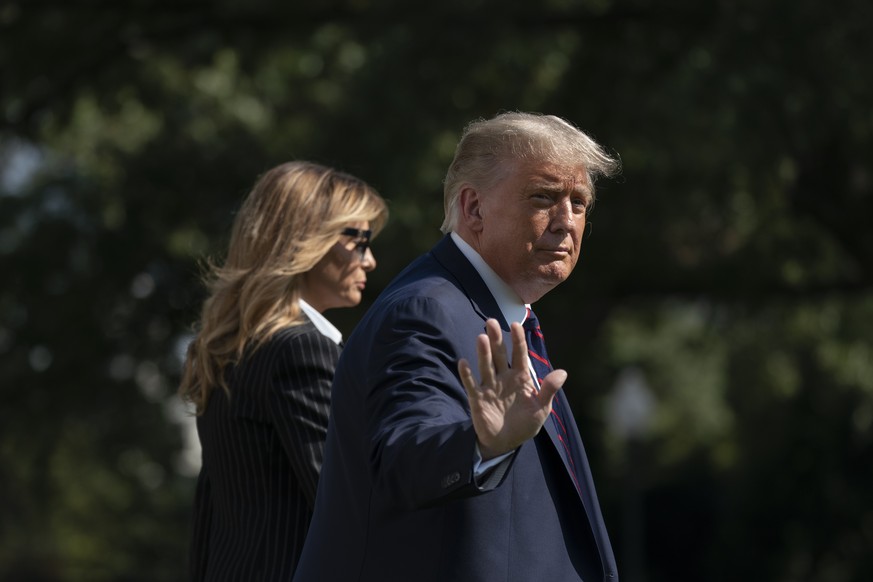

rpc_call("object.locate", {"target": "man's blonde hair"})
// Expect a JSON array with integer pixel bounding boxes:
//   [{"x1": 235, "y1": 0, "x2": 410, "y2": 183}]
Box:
[{"x1": 441, "y1": 112, "x2": 619, "y2": 233}]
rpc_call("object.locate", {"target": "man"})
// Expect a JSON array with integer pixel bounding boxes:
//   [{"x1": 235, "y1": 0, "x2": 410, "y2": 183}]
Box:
[{"x1": 294, "y1": 112, "x2": 620, "y2": 581}]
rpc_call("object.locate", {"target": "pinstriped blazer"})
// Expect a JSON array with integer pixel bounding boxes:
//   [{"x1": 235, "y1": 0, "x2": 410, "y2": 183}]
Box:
[{"x1": 188, "y1": 318, "x2": 341, "y2": 581}]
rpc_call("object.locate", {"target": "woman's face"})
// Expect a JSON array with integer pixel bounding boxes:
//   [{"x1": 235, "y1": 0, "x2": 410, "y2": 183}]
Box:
[{"x1": 300, "y1": 222, "x2": 376, "y2": 313}]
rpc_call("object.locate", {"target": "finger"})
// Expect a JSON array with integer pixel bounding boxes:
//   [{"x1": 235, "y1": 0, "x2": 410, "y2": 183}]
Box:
[
  {"x1": 485, "y1": 319, "x2": 509, "y2": 372},
  {"x1": 458, "y1": 358, "x2": 477, "y2": 393},
  {"x1": 509, "y1": 322, "x2": 529, "y2": 371},
  {"x1": 475, "y1": 333, "x2": 496, "y2": 388},
  {"x1": 537, "y1": 369, "x2": 567, "y2": 408}
]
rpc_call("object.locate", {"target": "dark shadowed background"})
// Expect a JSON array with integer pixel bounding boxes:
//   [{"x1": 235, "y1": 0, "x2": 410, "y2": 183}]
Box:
[{"x1": 2, "y1": 0, "x2": 872, "y2": 580}]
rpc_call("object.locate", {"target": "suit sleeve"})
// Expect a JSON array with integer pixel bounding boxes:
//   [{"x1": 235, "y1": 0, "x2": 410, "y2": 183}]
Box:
[
  {"x1": 188, "y1": 469, "x2": 212, "y2": 581},
  {"x1": 267, "y1": 330, "x2": 341, "y2": 508},
  {"x1": 361, "y1": 295, "x2": 513, "y2": 509}
]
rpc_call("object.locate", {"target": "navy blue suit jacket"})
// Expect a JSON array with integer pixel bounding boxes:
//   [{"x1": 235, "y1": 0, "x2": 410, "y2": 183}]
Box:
[{"x1": 294, "y1": 236, "x2": 618, "y2": 582}]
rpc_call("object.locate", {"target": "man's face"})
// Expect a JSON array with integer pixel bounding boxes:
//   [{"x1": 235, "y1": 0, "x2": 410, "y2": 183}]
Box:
[{"x1": 477, "y1": 160, "x2": 592, "y2": 303}]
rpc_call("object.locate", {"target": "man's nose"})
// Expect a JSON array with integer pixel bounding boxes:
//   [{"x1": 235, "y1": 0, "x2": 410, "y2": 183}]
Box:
[{"x1": 550, "y1": 199, "x2": 579, "y2": 233}]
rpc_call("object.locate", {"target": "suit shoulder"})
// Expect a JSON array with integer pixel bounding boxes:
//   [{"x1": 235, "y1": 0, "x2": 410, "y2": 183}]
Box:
[
  {"x1": 382, "y1": 265, "x2": 468, "y2": 308},
  {"x1": 247, "y1": 322, "x2": 339, "y2": 366},
  {"x1": 274, "y1": 323, "x2": 339, "y2": 353},
  {"x1": 270, "y1": 321, "x2": 327, "y2": 344}
]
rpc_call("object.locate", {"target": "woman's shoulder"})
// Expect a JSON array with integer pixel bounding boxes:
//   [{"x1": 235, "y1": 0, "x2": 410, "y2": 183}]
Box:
[
  {"x1": 233, "y1": 322, "x2": 339, "y2": 380},
  {"x1": 263, "y1": 321, "x2": 340, "y2": 359},
  {"x1": 271, "y1": 319, "x2": 321, "y2": 342}
]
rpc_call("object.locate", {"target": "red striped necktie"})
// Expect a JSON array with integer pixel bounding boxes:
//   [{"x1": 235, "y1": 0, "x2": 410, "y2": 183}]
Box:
[{"x1": 523, "y1": 308, "x2": 583, "y2": 495}]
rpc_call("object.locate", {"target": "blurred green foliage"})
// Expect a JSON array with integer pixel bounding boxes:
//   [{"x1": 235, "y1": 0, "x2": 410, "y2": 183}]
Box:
[{"x1": 2, "y1": 0, "x2": 872, "y2": 580}]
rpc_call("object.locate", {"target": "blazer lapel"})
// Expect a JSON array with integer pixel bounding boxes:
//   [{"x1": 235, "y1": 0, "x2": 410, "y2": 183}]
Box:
[
  {"x1": 430, "y1": 236, "x2": 508, "y2": 329},
  {"x1": 541, "y1": 395, "x2": 577, "y2": 476},
  {"x1": 431, "y1": 236, "x2": 585, "y2": 499}
]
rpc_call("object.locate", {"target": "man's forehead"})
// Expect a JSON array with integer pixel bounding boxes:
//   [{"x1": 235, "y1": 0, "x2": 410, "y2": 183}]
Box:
[{"x1": 524, "y1": 163, "x2": 590, "y2": 190}]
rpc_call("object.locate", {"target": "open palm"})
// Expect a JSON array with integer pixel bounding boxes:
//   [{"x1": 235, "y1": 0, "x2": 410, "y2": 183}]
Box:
[{"x1": 458, "y1": 319, "x2": 567, "y2": 460}]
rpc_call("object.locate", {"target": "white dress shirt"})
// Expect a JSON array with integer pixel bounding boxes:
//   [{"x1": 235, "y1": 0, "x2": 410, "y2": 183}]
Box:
[{"x1": 299, "y1": 299, "x2": 343, "y2": 345}]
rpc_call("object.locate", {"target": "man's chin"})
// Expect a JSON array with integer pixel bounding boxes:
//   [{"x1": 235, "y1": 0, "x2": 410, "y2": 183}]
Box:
[{"x1": 538, "y1": 263, "x2": 573, "y2": 283}]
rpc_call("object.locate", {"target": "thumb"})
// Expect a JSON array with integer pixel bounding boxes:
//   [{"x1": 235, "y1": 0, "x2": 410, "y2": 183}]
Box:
[{"x1": 537, "y1": 369, "x2": 567, "y2": 407}]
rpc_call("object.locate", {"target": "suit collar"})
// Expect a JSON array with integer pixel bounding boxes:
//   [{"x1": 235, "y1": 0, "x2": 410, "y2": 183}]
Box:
[
  {"x1": 430, "y1": 235, "x2": 510, "y2": 330},
  {"x1": 298, "y1": 299, "x2": 343, "y2": 345},
  {"x1": 434, "y1": 237, "x2": 591, "y2": 508},
  {"x1": 449, "y1": 233, "x2": 529, "y2": 329}
]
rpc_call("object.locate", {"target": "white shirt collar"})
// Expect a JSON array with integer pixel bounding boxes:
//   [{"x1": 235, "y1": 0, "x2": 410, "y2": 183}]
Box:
[
  {"x1": 298, "y1": 299, "x2": 343, "y2": 345},
  {"x1": 450, "y1": 232, "x2": 530, "y2": 328}
]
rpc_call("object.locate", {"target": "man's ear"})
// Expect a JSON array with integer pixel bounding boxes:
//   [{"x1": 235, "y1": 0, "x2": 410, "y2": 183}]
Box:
[{"x1": 459, "y1": 185, "x2": 484, "y2": 233}]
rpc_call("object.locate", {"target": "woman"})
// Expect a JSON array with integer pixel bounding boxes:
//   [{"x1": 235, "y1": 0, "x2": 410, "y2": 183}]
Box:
[{"x1": 178, "y1": 161, "x2": 388, "y2": 581}]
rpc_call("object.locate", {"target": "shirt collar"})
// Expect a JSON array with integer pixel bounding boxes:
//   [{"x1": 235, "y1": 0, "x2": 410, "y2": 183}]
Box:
[
  {"x1": 298, "y1": 299, "x2": 343, "y2": 345},
  {"x1": 450, "y1": 232, "x2": 530, "y2": 328}
]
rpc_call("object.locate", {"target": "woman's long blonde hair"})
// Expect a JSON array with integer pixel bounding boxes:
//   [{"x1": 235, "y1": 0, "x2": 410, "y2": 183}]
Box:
[{"x1": 179, "y1": 161, "x2": 388, "y2": 414}]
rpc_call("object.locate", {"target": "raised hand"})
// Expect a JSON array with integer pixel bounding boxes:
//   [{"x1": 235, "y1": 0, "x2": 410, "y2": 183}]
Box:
[{"x1": 458, "y1": 318, "x2": 567, "y2": 460}]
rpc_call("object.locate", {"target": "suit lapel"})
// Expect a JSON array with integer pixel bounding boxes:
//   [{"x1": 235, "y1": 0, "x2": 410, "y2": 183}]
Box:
[
  {"x1": 431, "y1": 236, "x2": 586, "y2": 500},
  {"x1": 431, "y1": 236, "x2": 613, "y2": 573},
  {"x1": 430, "y1": 236, "x2": 508, "y2": 329},
  {"x1": 541, "y1": 394, "x2": 578, "y2": 483}
]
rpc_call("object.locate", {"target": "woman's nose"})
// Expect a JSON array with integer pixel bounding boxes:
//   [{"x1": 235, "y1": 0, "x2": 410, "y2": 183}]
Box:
[{"x1": 361, "y1": 247, "x2": 377, "y2": 271}]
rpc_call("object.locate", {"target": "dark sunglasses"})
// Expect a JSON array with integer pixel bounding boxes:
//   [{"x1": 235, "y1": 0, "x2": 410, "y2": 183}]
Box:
[{"x1": 341, "y1": 227, "x2": 372, "y2": 260}]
